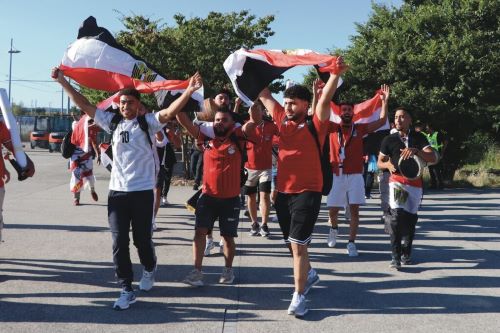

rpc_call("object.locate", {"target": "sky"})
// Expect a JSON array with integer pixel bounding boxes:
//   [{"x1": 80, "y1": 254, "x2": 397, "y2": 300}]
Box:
[{"x1": 0, "y1": 0, "x2": 402, "y2": 109}]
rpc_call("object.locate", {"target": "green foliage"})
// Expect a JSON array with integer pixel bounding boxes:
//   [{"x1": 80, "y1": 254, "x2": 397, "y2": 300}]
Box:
[
  {"x1": 307, "y1": 0, "x2": 500, "y2": 167},
  {"x1": 11, "y1": 102, "x2": 25, "y2": 116}
]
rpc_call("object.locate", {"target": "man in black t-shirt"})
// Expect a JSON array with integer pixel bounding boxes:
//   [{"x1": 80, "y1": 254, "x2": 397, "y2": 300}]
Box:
[{"x1": 377, "y1": 108, "x2": 437, "y2": 269}]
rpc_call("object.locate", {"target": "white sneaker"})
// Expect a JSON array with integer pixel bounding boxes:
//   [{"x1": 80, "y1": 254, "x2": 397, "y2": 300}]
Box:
[
  {"x1": 327, "y1": 227, "x2": 338, "y2": 248},
  {"x1": 183, "y1": 269, "x2": 204, "y2": 286},
  {"x1": 304, "y1": 268, "x2": 320, "y2": 295},
  {"x1": 161, "y1": 197, "x2": 169, "y2": 205},
  {"x1": 152, "y1": 222, "x2": 157, "y2": 231},
  {"x1": 139, "y1": 267, "x2": 156, "y2": 291},
  {"x1": 287, "y1": 292, "x2": 308, "y2": 317},
  {"x1": 204, "y1": 239, "x2": 215, "y2": 256},
  {"x1": 113, "y1": 290, "x2": 136, "y2": 310},
  {"x1": 219, "y1": 239, "x2": 224, "y2": 254},
  {"x1": 219, "y1": 267, "x2": 235, "y2": 284},
  {"x1": 347, "y1": 242, "x2": 359, "y2": 257}
]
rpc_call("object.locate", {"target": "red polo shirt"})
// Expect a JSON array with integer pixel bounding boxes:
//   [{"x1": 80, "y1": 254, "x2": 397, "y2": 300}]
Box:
[
  {"x1": 199, "y1": 127, "x2": 245, "y2": 198},
  {"x1": 329, "y1": 122, "x2": 369, "y2": 175},
  {"x1": 245, "y1": 120, "x2": 278, "y2": 170},
  {"x1": 273, "y1": 104, "x2": 329, "y2": 194}
]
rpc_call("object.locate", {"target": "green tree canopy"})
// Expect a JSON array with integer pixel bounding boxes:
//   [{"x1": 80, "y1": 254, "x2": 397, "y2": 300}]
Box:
[{"x1": 304, "y1": 0, "x2": 499, "y2": 167}]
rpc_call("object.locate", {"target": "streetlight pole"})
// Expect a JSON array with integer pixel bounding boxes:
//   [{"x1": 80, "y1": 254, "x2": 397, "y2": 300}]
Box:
[{"x1": 8, "y1": 38, "x2": 21, "y2": 104}]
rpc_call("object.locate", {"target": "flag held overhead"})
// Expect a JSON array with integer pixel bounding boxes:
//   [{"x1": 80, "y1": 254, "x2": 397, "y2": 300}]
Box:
[
  {"x1": 223, "y1": 48, "x2": 342, "y2": 106},
  {"x1": 59, "y1": 16, "x2": 204, "y2": 112}
]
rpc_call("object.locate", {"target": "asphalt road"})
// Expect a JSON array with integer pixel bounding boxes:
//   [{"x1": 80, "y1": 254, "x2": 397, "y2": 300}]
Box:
[{"x1": 1, "y1": 149, "x2": 499, "y2": 332}]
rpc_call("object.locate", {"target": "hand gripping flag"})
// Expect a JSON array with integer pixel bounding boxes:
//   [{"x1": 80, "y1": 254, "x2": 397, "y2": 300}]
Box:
[
  {"x1": 330, "y1": 90, "x2": 389, "y2": 131},
  {"x1": 223, "y1": 48, "x2": 342, "y2": 106},
  {"x1": 59, "y1": 16, "x2": 203, "y2": 111}
]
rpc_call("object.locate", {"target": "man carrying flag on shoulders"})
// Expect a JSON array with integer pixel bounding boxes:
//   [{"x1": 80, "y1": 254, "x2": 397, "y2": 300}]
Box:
[
  {"x1": 52, "y1": 67, "x2": 202, "y2": 310},
  {"x1": 258, "y1": 57, "x2": 347, "y2": 317}
]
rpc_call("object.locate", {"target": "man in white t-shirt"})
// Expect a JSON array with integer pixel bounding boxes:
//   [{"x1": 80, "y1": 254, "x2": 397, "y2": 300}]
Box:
[{"x1": 52, "y1": 67, "x2": 202, "y2": 310}]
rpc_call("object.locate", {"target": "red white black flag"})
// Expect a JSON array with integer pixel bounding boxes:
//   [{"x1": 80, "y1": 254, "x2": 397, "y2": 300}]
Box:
[
  {"x1": 330, "y1": 91, "x2": 389, "y2": 131},
  {"x1": 224, "y1": 48, "x2": 342, "y2": 105},
  {"x1": 59, "y1": 16, "x2": 203, "y2": 111}
]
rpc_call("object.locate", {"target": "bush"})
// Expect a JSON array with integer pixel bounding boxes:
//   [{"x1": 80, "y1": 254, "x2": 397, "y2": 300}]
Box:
[{"x1": 461, "y1": 133, "x2": 497, "y2": 166}]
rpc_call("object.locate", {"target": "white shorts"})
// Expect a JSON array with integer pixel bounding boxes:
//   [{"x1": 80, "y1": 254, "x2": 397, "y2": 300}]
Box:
[
  {"x1": 326, "y1": 171, "x2": 366, "y2": 207},
  {"x1": 245, "y1": 168, "x2": 272, "y2": 188}
]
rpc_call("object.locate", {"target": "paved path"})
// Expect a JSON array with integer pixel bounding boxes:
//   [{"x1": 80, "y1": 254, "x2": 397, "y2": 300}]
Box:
[{"x1": 1, "y1": 149, "x2": 499, "y2": 332}]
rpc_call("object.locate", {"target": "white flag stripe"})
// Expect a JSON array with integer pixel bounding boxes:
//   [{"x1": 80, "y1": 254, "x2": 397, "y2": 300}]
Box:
[{"x1": 62, "y1": 39, "x2": 166, "y2": 82}]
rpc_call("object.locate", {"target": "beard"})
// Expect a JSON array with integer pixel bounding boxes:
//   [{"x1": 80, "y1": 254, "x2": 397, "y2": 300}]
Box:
[
  {"x1": 214, "y1": 125, "x2": 229, "y2": 137},
  {"x1": 341, "y1": 115, "x2": 353, "y2": 124}
]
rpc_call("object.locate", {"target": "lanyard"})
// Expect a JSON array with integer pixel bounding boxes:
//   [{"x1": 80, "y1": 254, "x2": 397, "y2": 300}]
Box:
[
  {"x1": 338, "y1": 124, "x2": 356, "y2": 162},
  {"x1": 338, "y1": 124, "x2": 356, "y2": 149}
]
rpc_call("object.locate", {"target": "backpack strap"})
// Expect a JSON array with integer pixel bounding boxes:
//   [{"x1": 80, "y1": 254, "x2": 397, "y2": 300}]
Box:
[
  {"x1": 305, "y1": 116, "x2": 323, "y2": 159},
  {"x1": 229, "y1": 132, "x2": 247, "y2": 168},
  {"x1": 109, "y1": 113, "x2": 123, "y2": 144},
  {"x1": 109, "y1": 113, "x2": 153, "y2": 148},
  {"x1": 137, "y1": 115, "x2": 153, "y2": 148}
]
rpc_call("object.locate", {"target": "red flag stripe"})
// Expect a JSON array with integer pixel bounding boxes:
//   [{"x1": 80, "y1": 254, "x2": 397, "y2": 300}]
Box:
[
  {"x1": 59, "y1": 65, "x2": 189, "y2": 93},
  {"x1": 248, "y1": 49, "x2": 341, "y2": 73}
]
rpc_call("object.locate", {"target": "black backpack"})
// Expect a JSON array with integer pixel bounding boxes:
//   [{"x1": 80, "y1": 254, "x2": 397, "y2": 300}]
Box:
[
  {"x1": 305, "y1": 117, "x2": 333, "y2": 196},
  {"x1": 61, "y1": 129, "x2": 76, "y2": 159}
]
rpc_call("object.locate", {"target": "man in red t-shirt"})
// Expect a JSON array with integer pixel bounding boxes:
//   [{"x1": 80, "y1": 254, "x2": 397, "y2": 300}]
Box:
[
  {"x1": 177, "y1": 107, "x2": 254, "y2": 287},
  {"x1": 258, "y1": 57, "x2": 346, "y2": 317},
  {"x1": 326, "y1": 85, "x2": 390, "y2": 257},
  {"x1": 244, "y1": 100, "x2": 278, "y2": 237}
]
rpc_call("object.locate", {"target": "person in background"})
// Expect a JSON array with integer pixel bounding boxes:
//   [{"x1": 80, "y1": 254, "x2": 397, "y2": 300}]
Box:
[
  {"x1": 244, "y1": 99, "x2": 278, "y2": 237},
  {"x1": 424, "y1": 123, "x2": 447, "y2": 189},
  {"x1": 161, "y1": 121, "x2": 182, "y2": 206},
  {"x1": 69, "y1": 113, "x2": 100, "y2": 206}
]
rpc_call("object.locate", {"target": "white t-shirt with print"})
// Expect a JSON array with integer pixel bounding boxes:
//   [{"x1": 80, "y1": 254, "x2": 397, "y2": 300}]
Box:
[{"x1": 94, "y1": 109, "x2": 164, "y2": 191}]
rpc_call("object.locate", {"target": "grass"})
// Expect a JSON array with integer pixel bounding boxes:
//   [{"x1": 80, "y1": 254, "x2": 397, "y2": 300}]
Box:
[{"x1": 452, "y1": 145, "x2": 500, "y2": 187}]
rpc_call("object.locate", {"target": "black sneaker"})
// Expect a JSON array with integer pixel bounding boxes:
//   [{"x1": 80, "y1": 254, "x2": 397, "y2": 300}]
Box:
[
  {"x1": 389, "y1": 259, "x2": 401, "y2": 270},
  {"x1": 249, "y1": 222, "x2": 260, "y2": 236},
  {"x1": 193, "y1": 183, "x2": 200, "y2": 191},
  {"x1": 260, "y1": 224, "x2": 270, "y2": 237},
  {"x1": 244, "y1": 210, "x2": 250, "y2": 217}
]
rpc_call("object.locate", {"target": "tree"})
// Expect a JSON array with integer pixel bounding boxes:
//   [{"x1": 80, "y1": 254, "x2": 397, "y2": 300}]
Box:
[
  {"x1": 11, "y1": 102, "x2": 25, "y2": 116},
  {"x1": 304, "y1": 0, "x2": 500, "y2": 172}
]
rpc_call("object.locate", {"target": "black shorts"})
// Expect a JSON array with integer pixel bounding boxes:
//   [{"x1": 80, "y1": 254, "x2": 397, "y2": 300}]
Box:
[
  {"x1": 243, "y1": 181, "x2": 272, "y2": 195},
  {"x1": 195, "y1": 194, "x2": 240, "y2": 237},
  {"x1": 274, "y1": 191, "x2": 322, "y2": 245}
]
